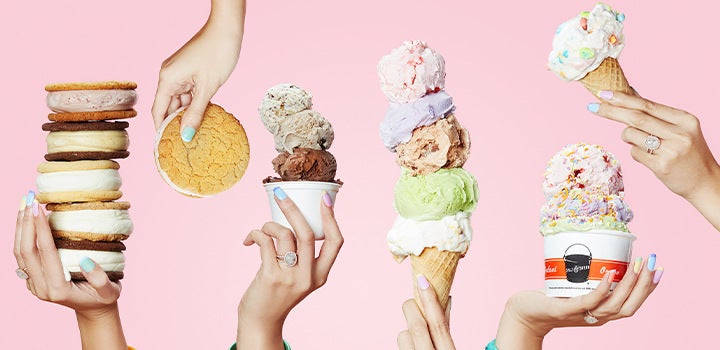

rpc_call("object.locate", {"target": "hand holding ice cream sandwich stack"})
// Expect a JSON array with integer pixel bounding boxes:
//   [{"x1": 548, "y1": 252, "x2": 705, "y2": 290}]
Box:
[
  {"x1": 36, "y1": 81, "x2": 137, "y2": 281},
  {"x1": 378, "y1": 41, "x2": 478, "y2": 311},
  {"x1": 260, "y1": 84, "x2": 341, "y2": 239},
  {"x1": 548, "y1": 3, "x2": 632, "y2": 97}
]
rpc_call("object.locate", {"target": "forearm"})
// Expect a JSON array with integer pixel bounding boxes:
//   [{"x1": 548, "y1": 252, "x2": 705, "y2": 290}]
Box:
[
  {"x1": 686, "y1": 168, "x2": 720, "y2": 231},
  {"x1": 76, "y1": 303, "x2": 127, "y2": 350},
  {"x1": 236, "y1": 308, "x2": 284, "y2": 350},
  {"x1": 209, "y1": 0, "x2": 246, "y2": 37},
  {"x1": 494, "y1": 310, "x2": 544, "y2": 350}
]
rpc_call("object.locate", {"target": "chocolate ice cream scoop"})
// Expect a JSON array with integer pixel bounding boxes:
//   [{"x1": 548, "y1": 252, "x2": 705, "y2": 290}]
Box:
[
  {"x1": 272, "y1": 148, "x2": 337, "y2": 182},
  {"x1": 395, "y1": 114, "x2": 470, "y2": 175}
]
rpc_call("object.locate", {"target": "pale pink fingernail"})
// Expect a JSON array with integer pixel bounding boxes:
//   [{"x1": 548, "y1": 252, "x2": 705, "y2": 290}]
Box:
[
  {"x1": 416, "y1": 274, "x2": 430, "y2": 290},
  {"x1": 653, "y1": 267, "x2": 664, "y2": 284},
  {"x1": 598, "y1": 90, "x2": 614, "y2": 100},
  {"x1": 322, "y1": 191, "x2": 333, "y2": 207},
  {"x1": 32, "y1": 200, "x2": 39, "y2": 216},
  {"x1": 605, "y1": 269, "x2": 616, "y2": 282}
]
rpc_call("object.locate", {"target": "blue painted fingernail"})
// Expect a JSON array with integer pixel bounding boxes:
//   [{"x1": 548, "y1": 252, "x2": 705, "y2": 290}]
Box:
[
  {"x1": 273, "y1": 186, "x2": 288, "y2": 200},
  {"x1": 598, "y1": 90, "x2": 614, "y2": 100},
  {"x1": 647, "y1": 253, "x2": 657, "y2": 271},
  {"x1": 26, "y1": 191, "x2": 35, "y2": 206},
  {"x1": 181, "y1": 127, "x2": 196, "y2": 142},
  {"x1": 79, "y1": 257, "x2": 95, "y2": 273},
  {"x1": 587, "y1": 103, "x2": 600, "y2": 113},
  {"x1": 416, "y1": 274, "x2": 430, "y2": 290}
]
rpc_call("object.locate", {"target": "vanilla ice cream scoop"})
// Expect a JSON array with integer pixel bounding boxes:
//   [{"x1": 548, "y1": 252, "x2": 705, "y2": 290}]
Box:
[{"x1": 259, "y1": 83, "x2": 313, "y2": 134}]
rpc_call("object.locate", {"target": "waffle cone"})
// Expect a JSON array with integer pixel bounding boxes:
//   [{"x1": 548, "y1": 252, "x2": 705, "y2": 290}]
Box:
[
  {"x1": 411, "y1": 247, "x2": 461, "y2": 312},
  {"x1": 580, "y1": 57, "x2": 632, "y2": 97}
]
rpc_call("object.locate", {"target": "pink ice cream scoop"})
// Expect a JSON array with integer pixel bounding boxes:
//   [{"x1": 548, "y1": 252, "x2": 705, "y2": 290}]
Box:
[
  {"x1": 46, "y1": 90, "x2": 138, "y2": 113},
  {"x1": 377, "y1": 40, "x2": 445, "y2": 103},
  {"x1": 543, "y1": 143, "x2": 623, "y2": 198}
]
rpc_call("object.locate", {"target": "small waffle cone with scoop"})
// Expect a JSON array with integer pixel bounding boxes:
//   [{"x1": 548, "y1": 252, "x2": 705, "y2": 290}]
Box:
[
  {"x1": 580, "y1": 57, "x2": 632, "y2": 97},
  {"x1": 411, "y1": 247, "x2": 461, "y2": 312}
]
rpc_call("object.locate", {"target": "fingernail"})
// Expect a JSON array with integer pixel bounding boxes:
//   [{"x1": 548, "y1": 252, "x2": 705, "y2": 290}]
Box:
[
  {"x1": 322, "y1": 191, "x2": 333, "y2": 207},
  {"x1": 181, "y1": 127, "x2": 196, "y2": 142},
  {"x1": 32, "y1": 200, "x2": 39, "y2": 216},
  {"x1": 647, "y1": 253, "x2": 657, "y2": 271},
  {"x1": 416, "y1": 274, "x2": 430, "y2": 290},
  {"x1": 653, "y1": 267, "x2": 664, "y2": 284},
  {"x1": 26, "y1": 191, "x2": 35, "y2": 206},
  {"x1": 273, "y1": 186, "x2": 288, "y2": 200},
  {"x1": 633, "y1": 257, "x2": 643, "y2": 273},
  {"x1": 598, "y1": 90, "x2": 614, "y2": 100},
  {"x1": 79, "y1": 256, "x2": 95, "y2": 273},
  {"x1": 19, "y1": 196, "x2": 27, "y2": 211},
  {"x1": 587, "y1": 103, "x2": 600, "y2": 113},
  {"x1": 605, "y1": 269, "x2": 616, "y2": 282}
]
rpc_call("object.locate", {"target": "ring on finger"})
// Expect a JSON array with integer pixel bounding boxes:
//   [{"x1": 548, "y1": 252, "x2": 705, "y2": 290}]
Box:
[
  {"x1": 15, "y1": 267, "x2": 29, "y2": 280},
  {"x1": 277, "y1": 251, "x2": 298, "y2": 267},
  {"x1": 644, "y1": 135, "x2": 661, "y2": 155},
  {"x1": 584, "y1": 310, "x2": 599, "y2": 324}
]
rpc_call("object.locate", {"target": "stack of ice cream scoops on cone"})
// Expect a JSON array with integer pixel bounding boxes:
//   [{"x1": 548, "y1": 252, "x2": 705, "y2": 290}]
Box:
[
  {"x1": 35, "y1": 81, "x2": 137, "y2": 281},
  {"x1": 378, "y1": 41, "x2": 478, "y2": 310}
]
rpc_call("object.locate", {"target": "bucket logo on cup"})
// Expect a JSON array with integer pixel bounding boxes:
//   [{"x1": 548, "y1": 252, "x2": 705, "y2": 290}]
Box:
[{"x1": 563, "y1": 243, "x2": 592, "y2": 283}]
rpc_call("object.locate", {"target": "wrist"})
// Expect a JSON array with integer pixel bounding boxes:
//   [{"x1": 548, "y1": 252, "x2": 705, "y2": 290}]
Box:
[
  {"x1": 76, "y1": 302, "x2": 120, "y2": 325},
  {"x1": 495, "y1": 305, "x2": 545, "y2": 350},
  {"x1": 237, "y1": 307, "x2": 284, "y2": 349},
  {"x1": 207, "y1": 0, "x2": 245, "y2": 37}
]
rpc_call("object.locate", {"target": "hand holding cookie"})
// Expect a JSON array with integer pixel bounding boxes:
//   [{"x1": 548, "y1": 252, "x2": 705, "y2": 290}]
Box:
[
  {"x1": 151, "y1": 0, "x2": 246, "y2": 141},
  {"x1": 236, "y1": 188, "x2": 343, "y2": 349}
]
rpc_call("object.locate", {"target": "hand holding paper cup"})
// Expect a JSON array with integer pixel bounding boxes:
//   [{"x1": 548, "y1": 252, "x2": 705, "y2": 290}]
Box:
[{"x1": 259, "y1": 84, "x2": 342, "y2": 240}]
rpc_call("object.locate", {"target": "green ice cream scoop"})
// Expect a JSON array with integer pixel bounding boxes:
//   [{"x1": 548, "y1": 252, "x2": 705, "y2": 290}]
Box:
[{"x1": 394, "y1": 168, "x2": 478, "y2": 220}]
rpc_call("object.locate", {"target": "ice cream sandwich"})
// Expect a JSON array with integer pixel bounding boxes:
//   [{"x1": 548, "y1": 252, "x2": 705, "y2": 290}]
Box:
[
  {"x1": 54, "y1": 239, "x2": 125, "y2": 281},
  {"x1": 36, "y1": 160, "x2": 122, "y2": 204},
  {"x1": 43, "y1": 121, "x2": 130, "y2": 161},
  {"x1": 46, "y1": 201, "x2": 132, "y2": 242}
]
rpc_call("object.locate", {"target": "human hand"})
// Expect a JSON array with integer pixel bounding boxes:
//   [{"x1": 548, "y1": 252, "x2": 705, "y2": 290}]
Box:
[
  {"x1": 236, "y1": 187, "x2": 343, "y2": 349},
  {"x1": 397, "y1": 274, "x2": 455, "y2": 350},
  {"x1": 588, "y1": 91, "x2": 720, "y2": 200},
  {"x1": 13, "y1": 191, "x2": 126, "y2": 349},
  {"x1": 495, "y1": 254, "x2": 664, "y2": 350},
  {"x1": 151, "y1": 1, "x2": 245, "y2": 141}
]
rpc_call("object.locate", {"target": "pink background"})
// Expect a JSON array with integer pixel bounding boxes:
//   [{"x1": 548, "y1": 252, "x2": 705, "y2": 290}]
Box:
[{"x1": 1, "y1": 0, "x2": 718, "y2": 349}]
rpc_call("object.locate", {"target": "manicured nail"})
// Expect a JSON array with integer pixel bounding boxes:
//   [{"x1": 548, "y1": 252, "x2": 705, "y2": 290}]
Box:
[
  {"x1": 633, "y1": 257, "x2": 643, "y2": 274},
  {"x1": 416, "y1": 274, "x2": 430, "y2": 290},
  {"x1": 322, "y1": 191, "x2": 333, "y2": 207},
  {"x1": 653, "y1": 267, "x2": 664, "y2": 284},
  {"x1": 181, "y1": 127, "x2": 196, "y2": 142},
  {"x1": 647, "y1": 253, "x2": 657, "y2": 271},
  {"x1": 587, "y1": 103, "x2": 600, "y2": 113},
  {"x1": 32, "y1": 200, "x2": 39, "y2": 216},
  {"x1": 605, "y1": 269, "x2": 616, "y2": 282},
  {"x1": 273, "y1": 186, "x2": 288, "y2": 200},
  {"x1": 26, "y1": 191, "x2": 35, "y2": 206},
  {"x1": 79, "y1": 256, "x2": 96, "y2": 273},
  {"x1": 598, "y1": 90, "x2": 614, "y2": 100},
  {"x1": 19, "y1": 196, "x2": 27, "y2": 211}
]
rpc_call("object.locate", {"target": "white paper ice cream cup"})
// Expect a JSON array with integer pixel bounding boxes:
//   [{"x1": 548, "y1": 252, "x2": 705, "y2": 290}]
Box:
[
  {"x1": 544, "y1": 230, "x2": 635, "y2": 297},
  {"x1": 263, "y1": 181, "x2": 341, "y2": 240}
]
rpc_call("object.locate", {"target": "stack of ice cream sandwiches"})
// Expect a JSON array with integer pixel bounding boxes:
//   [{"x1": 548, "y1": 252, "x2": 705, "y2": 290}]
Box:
[
  {"x1": 378, "y1": 41, "x2": 478, "y2": 310},
  {"x1": 36, "y1": 81, "x2": 137, "y2": 281}
]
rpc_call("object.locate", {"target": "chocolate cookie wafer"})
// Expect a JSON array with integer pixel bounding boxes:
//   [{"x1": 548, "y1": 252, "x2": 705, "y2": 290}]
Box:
[{"x1": 55, "y1": 239, "x2": 125, "y2": 281}]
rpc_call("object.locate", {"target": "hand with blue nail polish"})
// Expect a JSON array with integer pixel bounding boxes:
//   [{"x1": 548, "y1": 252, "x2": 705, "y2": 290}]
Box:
[
  {"x1": 397, "y1": 275, "x2": 456, "y2": 350},
  {"x1": 151, "y1": 0, "x2": 246, "y2": 139},
  {"x1": 494, "y1": 255, "x2": 663, "y2": 350},
  {"x1": 12, "y1": 197, "x2": 127, "y2": 350},
  {"x1": 589, "y1": 90, "x2": 720, "y2": 231},
  {"x1": 236, "y1": 191, "x2": 343, "y2": 350}
]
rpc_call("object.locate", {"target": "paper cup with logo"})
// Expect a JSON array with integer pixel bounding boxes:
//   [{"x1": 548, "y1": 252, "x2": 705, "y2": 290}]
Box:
[
  {"x1": 264, "y1": 181, "x2": 341, "y2": 240},
  {"x1": 544, "y1": 230, "x2": 635, "y2": 297}
]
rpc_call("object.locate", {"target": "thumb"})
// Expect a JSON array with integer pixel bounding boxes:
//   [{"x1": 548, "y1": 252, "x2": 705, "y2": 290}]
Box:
[
  {"x1": 179, "y1": 81, "x2": 216, "y2": 142},
  {"x1": 79, "y1": 257, "x2": 120, "y2": 301}
]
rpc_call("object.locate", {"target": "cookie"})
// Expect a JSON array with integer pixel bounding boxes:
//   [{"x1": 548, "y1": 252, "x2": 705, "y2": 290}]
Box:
[
  {"x1": 155, "y1": 103, "x2": 250, "y2": 197},
  {"x1": 36, "y1": 160, "x2": 123, "y2": 204},
  {"x1": 48, "y1": 110, "x2": 137, "y2": 122},
  {"x1": 55, "y1": 239, "x2": 125, "y2": 281},
  {"x1": 45, "y1": 81, "x2": 137, "y2": 92},
  {"x1": 47, "y1": 201, "x2": 133, "y2": 242},
  {"x1": 44, "y1": 122, "x2": 129, "y2": 161}
]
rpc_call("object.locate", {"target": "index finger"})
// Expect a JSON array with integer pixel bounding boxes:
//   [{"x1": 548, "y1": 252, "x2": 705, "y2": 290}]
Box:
[
  {"x1": 272, "y1": 187, "x2": 315, "y2": 268},
  {"x1": 556, "y1": 270, "x2": 614, "y2": 314},
  {"x1": 151, "y1": 82, "x2": 173, "y2": 129},
  {"x1": 14, "y1": 196, "x2": 27, "y2": 266},
  {"x1": 597, "y1": 91, "x2": 688, "y2": 125},
  {"x1": 34, "y1": 206, "x2": 66, "y2": 283}
]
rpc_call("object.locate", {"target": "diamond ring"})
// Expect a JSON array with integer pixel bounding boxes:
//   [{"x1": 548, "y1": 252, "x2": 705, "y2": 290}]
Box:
[
  {"x1": 644, "y1": 135, "x2": 661, "y2": 155},
  {"x1": 584, "y1": 310, "x2": 599, "y2": 324},
  {"x1": 277, "y1": 251, "x2": 298, "y2": 267},
  {"x1": 15, "y1": 267, "x2": 29, "y2": 280}
]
